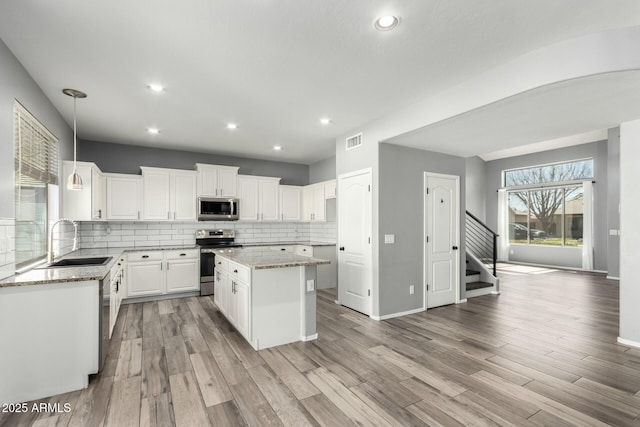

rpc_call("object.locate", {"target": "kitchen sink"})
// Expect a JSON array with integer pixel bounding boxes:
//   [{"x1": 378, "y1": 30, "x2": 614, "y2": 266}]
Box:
[{"x1": 45, "y1": 256, "x2": 112, "y2": 267}]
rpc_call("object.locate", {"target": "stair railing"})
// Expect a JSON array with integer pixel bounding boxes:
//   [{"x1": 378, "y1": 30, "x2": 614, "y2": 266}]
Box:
[{"x1": 465, "y1": 211, "x2": 498, "y2": 277}]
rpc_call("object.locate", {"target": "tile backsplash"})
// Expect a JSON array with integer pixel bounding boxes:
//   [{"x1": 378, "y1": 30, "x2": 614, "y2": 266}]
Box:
[
  {"x1": 78, "y1": 221, "x2": 336, "y2": 249},
  {"x1": 0, "y1": 219, "x2": 16, "y2": 280}
]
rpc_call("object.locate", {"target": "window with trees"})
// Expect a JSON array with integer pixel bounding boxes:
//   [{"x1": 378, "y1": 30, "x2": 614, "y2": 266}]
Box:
[{"x1": 504, "y1": 159, "x2": 593, "y2": 246}]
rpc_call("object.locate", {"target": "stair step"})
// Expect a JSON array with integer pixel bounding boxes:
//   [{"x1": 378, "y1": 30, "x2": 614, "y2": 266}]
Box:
[
  {"x1": 466, "y1": 269, "x2": 480, "y2": 276},
  {"x1": 466, "y1": 281, "x2": 493, "y2": 291}
]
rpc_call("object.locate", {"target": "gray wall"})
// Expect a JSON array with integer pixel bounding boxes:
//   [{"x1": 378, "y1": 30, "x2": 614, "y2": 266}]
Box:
[
  {"x1": 465, "y1": 156, "x2": 487, "y2": 221},
  {"x1": 607, "y1": 128, "x2": 620, "y2": 278},
  {"x1": 485, "y1": 140, "x2": 609, "y2": 272},
  {"x1": 0, "y1": 38, "x2": 72, "y2": 218},
  {"x1": 309, "y1": 156, "x2": 336, "y2": 184},
  {"x1": 379, "y1": 143, "x2": 466, "y2": 316},
  {"x1": 79, "y1": 139, "x2": 310, "y2": 186}
]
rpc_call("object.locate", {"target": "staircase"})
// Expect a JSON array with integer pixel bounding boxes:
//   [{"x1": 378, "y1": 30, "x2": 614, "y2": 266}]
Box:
[{"x1": 465, "y1": 211, "x2": 499, "y2": 297}]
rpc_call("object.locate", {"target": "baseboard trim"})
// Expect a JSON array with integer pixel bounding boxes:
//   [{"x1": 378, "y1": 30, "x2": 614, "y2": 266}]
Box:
[
  {"x1": 618, "y1": 337, "x2": 640, "y2": 348},
  {"x1": 370, "y1": 307, "x2": 424, "y2": 321},
  {"x1": 122, "y1": 291, "x2": 200, "y2": 304},
  {"x1": 301, "y1": 333, "x2": 318, "y2": 342},
  {"x1": 334, "y1": 300, "x2": 340, "y2": 305},
  {"x1": 607, "y1": 276, "x2": 620, "y2": 280},
  {"x1": 457, "y1": 299, "x2": 468, "y2": 304}
]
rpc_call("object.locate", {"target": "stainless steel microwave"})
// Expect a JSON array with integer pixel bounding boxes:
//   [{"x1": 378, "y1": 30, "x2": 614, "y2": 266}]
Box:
[{"x1": 197, "y1": 197, "x2": 239, "y2": 221}]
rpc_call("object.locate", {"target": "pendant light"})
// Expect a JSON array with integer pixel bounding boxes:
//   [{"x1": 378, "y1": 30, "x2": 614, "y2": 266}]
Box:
[{"x1": 63, "y1": 88, "x2": 87, "y2": 190}]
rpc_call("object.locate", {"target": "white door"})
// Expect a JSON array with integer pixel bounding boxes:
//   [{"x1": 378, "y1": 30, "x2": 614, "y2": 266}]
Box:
[
  {"x1": 425, "y1": 173, "x2": 459, "y2": 308},
  {"x1": 338, "y1": 169, "x2": 372, "y2": 315},
  {"x1": 198, "y1": 167, "x2": 218, "y2": 197},
  {"x1": 127, "y1": 262, "x2": 165, "y2": 297}
]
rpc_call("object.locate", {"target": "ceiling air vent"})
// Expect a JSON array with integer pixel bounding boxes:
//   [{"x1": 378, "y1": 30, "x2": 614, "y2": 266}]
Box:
[{"x1": 346, "y1": 133, "x2": 363, "y2": 150}]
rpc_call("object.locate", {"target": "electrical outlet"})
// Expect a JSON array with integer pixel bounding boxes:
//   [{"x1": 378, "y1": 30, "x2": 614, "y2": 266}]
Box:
[
  {"x1": 384, "y1": 234, "x2": 395, "y2": 244},
  {"x1": 306, "y1": 279, "x2": 315, "y2": 292},
  {"x1": 409, "y1": 285, "x2": 415, "y2": 295},
  {"x1": 510, "y1": 249, "x2": 514, "y2": 255}
]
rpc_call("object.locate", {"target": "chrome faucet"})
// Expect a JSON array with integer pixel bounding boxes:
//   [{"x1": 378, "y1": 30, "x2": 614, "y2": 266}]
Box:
[{"x1": 48, "y1": 218, "x2": 79, "y2": 264}]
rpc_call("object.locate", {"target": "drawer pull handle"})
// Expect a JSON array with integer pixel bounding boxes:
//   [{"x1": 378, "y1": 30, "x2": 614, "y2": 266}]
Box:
[
  {"x1": 142, "y1": 255, "x2": 149, "y2": 259},
  {"x1": 233, "y1": 269, "x2": 238, "y2": 273},
  {"x1": 281, "y1": 248, "x2": 286, "y2": 251},
  {"x1": 180, "y1": 253, "x2": 186, "y2": 256}
]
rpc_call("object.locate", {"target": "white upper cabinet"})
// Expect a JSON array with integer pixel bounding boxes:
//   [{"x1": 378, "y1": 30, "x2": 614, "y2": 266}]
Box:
[
  {"x1": 141, "y1": 167, "x2": 196, "y2": 221},
  {"x1": 171, "y1": 171, "x2": 197, "y2": 221},
  {"x1": 62, "y1": 161, "x2": 105, "y2": 221},
  {"x1": 324, "y1": 180, "x2": 336, "y2": 199},
  {"x1": 142, "y1": 168, "x2": 170, "y2": 220},
  {"x1": 302, "y1": 183, "x2": 325, "y2": 221},
  {"x1": 105, "y1": 173, "x2": 143, "y2": 220},
  {"x1": 279, "y1": 186, "x2": 301, "y2": 221},
  {"x1": 196, "y1": 164, "x2": 239, "y2": 197},
  {"x1": 237, "y1": 175, "x2": 280, "y2": 221}
]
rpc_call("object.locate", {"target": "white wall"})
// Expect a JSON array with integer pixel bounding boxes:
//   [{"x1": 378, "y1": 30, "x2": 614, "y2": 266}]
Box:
[{"x1": 619, "y1": 119, "x2": 640, "y2": 345}]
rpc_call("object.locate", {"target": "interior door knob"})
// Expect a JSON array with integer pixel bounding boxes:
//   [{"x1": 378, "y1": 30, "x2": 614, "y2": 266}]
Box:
[
  {"x1": 452, "y1": 246, "x2": 458, "y2": 250},
  {"x1": 339, "y1": 247, "x2": 345, "y2": 251}
]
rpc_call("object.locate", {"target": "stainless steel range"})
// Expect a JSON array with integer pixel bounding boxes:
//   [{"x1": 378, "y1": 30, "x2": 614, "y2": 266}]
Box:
[{"x1": 196, "y1": 229, "x2": 242, "y2": 296}]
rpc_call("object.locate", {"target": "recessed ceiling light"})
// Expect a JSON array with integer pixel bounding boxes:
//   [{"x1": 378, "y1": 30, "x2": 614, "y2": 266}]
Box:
[
  {"x1": 273, "y1": 145, "x2": 282, "y2": 151},
  {"x1": 227, "y1": 123, "x2": 238, "y2": 130},
  {"x1": 147, "y1": 128, "x2": 160, "y2": 134},
  {"x1": 320, "y1": 118, "x2": 332, "y2": 125},
  {"x1": 147, "y1": 83, "x2": 165, "y2": 93},
  {"x1": 374, "y1": 15, "x2": 399, "y2": 31}
]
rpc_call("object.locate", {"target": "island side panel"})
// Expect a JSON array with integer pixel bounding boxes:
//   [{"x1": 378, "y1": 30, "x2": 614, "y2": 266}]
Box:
[
  {"x1": 0, "y1": 280, "x2": 99, "y2": 404},
  {"x1": 252, "y1": 266, "x2": 305, "y2": 350},
  {"x1": 302, "y1": 265, "x2": 317, "y2": 340}
]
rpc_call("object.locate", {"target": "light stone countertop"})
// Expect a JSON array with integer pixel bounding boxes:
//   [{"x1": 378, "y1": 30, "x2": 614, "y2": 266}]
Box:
[
  {"x1": 0, "y1": 245, "x2": 197, "y2": 288},
  {"x1": 214, "y1": 247, "x2": 330, "y2": 270},
  {"x1": 241, "y1": 241, "x2": 336, "y2": 247}
]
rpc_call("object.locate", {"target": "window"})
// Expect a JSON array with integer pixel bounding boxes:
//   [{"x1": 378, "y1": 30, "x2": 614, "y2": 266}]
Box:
[
  {"x1": 504, "y1": 159, "x2": 593, "y2": 187},
  {"x1": 508, "y1": 187, "x2": 583, "y2": 246},
  {"x1": 14, "y1": 102, "x2": 59, "y2": 268},
  {"x1": 504, "y1": 159, "x2": 592, "y2": 247}
]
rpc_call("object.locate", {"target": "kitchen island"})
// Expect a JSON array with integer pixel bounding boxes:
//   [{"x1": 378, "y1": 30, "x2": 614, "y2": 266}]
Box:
[{"x1": 213, "y1": 247, "x2": 330, "y2": 350}]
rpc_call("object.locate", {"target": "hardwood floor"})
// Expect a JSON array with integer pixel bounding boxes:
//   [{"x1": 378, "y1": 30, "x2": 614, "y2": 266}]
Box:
[{"x1": 2, "y1": 269, "x2": 640, "y2": 426}]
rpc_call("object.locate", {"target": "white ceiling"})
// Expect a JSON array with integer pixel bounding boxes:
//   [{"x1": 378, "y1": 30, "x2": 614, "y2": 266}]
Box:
[{"x1": 2, "y1": 1, "x2": 640, "y2": 164}]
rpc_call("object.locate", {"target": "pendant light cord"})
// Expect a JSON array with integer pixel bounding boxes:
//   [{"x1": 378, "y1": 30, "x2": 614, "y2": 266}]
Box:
[{"x1": 73, "y1": 95, "x2": 77, "y2": 170}]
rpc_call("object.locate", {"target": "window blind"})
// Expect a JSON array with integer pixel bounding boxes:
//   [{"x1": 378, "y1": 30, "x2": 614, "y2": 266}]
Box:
[
  {"x1": 14, "y1": 102, "x2": 59, "y2": 268},
  {"x1": 14, "y1": 102, "x2": 59, "y2": 188}
]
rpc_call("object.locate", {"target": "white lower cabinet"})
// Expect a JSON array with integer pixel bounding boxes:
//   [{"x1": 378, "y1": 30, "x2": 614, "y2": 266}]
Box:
[
  {"x1": 216, "y1": 260, "x2": 251, "y2": 341},
  {"x1": 125, "y1": 249, "x2": 198, "y2": 298},
  {"x1": 166, "y1": 251, "x2": 199, "y2": 293}
]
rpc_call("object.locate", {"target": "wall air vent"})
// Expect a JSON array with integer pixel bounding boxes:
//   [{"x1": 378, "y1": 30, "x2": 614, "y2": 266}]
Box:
[{"x1": 346, "y1": 133, "x2": 363, "y2": 151}]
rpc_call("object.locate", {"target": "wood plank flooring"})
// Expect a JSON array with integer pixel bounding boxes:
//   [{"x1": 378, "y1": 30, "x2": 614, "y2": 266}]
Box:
[{"x1": 3, "y1": 269, "x2": 640, "y2": 426}]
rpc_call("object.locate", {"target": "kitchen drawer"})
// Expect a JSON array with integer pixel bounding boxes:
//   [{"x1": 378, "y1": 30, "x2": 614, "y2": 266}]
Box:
[
  {"x1": 127, "y1": 251, "x2": 163, "y2": 262},
  {"x1": 215, "y1": 257, "x2": 229, "y2": 272},
  {"x1": 270, "y1": 245, "x2": 294, "y2": 253},
  {"x1": 165, "y1": 248, "x2": 198, "y2": 260},
  {"x1": 228, "y1": 261, "x2": 250, "y2": 283},
  {"x1": 295, "y1": 245, "x2": 313, "y2": 257}
]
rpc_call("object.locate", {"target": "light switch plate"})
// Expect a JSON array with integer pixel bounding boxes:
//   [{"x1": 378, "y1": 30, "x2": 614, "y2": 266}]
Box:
[
  {"x1": 384, "y1": 234, "x2": 395, "y2": 244},
  {"x1": 409, "y1": 285, "x2": 415, "y2": 295},
  {"x1": 306, "y1": 279, "x2": 315, "y2": 292}
]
